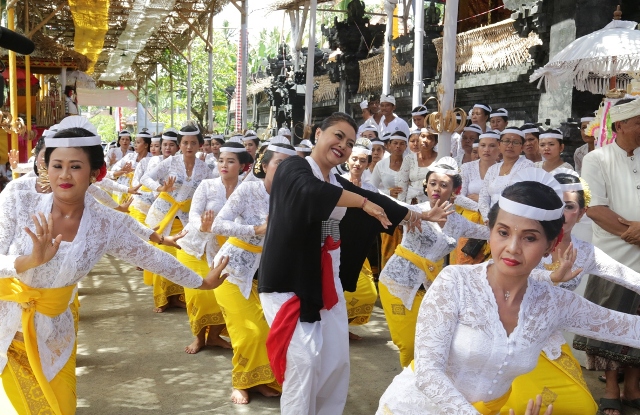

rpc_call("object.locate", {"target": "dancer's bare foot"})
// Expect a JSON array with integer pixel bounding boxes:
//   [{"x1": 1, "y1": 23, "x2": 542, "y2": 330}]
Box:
[
  {"x1": 168, "y1": 295, "x2": 187, "y2": 309},
  {"x1": 231, "y1": 388, "x2": 249, "y2": 404},
  {"x1": 205, "y1": 335, "x2": 232, "y2": 349},
  {"x1": 349, "y1": 331, "x2": 362, "y2": 341},
  {"x1": 251, "y1": 384, "x2": 281, "y2": 397},
  {"x1": 153, "y1": 304, "x2": 169, "y2": 313},
  {"x1": 185, "y1": 336, "x2": 206, "y2": 354}
]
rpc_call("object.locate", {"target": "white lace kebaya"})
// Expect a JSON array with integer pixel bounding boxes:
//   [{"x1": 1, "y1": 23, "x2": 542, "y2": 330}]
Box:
[
  {"x1": 455, "y1": 160, "x2": 484, "y2": 212},
  {"x1": 140, "y1": 155, "x2": 214, "y2": 234},
  {"x1": 0, "y1": 189, "x2": 204, "y2": 382},
  {"x1": 377, "y1": 262, "x2": 640, "y2": 415},
  {"x1": 178, "y1": 177, "x2": 239, "y2": 262},
  {"x1": 211, "y1": 180, "x2": 270, "y2": 299},
  {"x1": 478, "y1": 157, "x2": 534, "y2": 221},
  {"x1": 379, "y1": 202, "x2": 489, "y2": 309},
  {"x1": 397, "y1": 153, "x2": 432, "y2": 203}
]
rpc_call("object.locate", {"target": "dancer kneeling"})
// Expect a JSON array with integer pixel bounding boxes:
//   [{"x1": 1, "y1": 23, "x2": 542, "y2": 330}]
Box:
[{"x1": 377, "y1": 167, "x2": 640, "y2": 415}]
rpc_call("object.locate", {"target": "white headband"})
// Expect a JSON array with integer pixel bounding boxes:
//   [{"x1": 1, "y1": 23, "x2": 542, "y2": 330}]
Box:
[
  {"x1": 479, "y1": 131, "x2": 500, "y2": 140},
  {"x1": 352, "y1": 146, "x2": 372, "y2": 156},
  {"x1": 429, "y1": 165, "x2": 459, "y2": 175},
  {"x1": 554, "y1": 168, "x2": 583, "y2": 191},
  {"x1": 119, "y1": 130, "x2": 131, "y2": 137},
  {"x1": 580, "y1": 117, "x2": 595, "y2": 123},
  {"x1": 45, "y1": 135, "x2": 102, "y2": 147},
  {"x1": 521, "y1": 127, "x2": 540, "y2": 134},
  {"x1": 295, "y1": 146, "x2": 312, "y2": 153},
  {"x1": 501, "y1": 128, "x2": 525, "y2": 138},
  {"x1": 161, "y1": 134, "x2": 178, "y2": 141},
  {"x1": 463, "y1": 124, "x2": 483, "y2": 135},
  {"x1": 473, "y1": 104, "x2": 492, "y2": 113},
  {"x1": 388, "y1": 134, "x2": 408, "y2": 143},
  {"x1": 220, "y1": 145, "x2": 248, "y2": 153},
  {"x1": 137, "y1": 132, "x2": 152, "y2": 138},
  {"x1": 609, "y1": 98, "x2": 640, "y2": 123},
  {"x1": 498, "y1": 168, "x2": 564, "y2": 221},
  {"x1": 539, "y1": 133, "x2": 563, "y2": 140},
  {"x1": 151, "y1": 136, "x2": 161, "y2": 142},
  {"x1": 472, "y1": 143, "x2": 479, "y2": 148},
  {"x1": 490, "y1": 108, "x2": 508, "y2": 118},
  {"x1": 203, "y1": 136, "x2": 212, "y2": 141},
  {"x1": 180, "y1": 128, "x2": 201, "y2": 136},
  {"x1": 428, "y1": 156, "x2": 458, "y2": 175},
  {"x1": 243, "y1": 135, "x2": 258, "y2": 142},
  {"x1": 411, "y1": 107, "x2": 429, "y2": 116},
  {"x1": 360, "y1": 100, "x2": 368, "y2": 110},
  {"x1": 267, "y1": 144, "x2": 297, "y2": 156},
  {"x1": 380, "y1": 94, "x2": 396, "y2": 105}
]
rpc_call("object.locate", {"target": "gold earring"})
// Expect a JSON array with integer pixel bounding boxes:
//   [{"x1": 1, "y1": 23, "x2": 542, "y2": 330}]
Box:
[
  {"x1": 90, "y1": 176, "x2": 97, "y2": 184},
  {"x1": 38, "y1": 165, "x2": 51, "y2": 191}
]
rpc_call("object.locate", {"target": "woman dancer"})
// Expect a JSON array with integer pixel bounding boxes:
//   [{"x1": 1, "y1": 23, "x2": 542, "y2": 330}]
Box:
[
  {"x1": 398, "y1": 129, "x2": 437, "y2": 204},
  {"x1": 377, "y1": 168, "x2": 640, "y2": 414},
  {"x1": 141, "y1": 123, "x2": 214, "y2": 312},
  {"x1": 258, "y1": 113, "x2": 444, "y2": 415},
  {"x1": 0, "y1": 123, "x2": 228, "y2": 415},
  {"x1": 105, "y1": 130, "x2": 133, "y2": 168},
  {"x1": 453, "y1": 130, "x2": 500, "y2": 264},
  {"x1": 379, "y1": 157, "x2": 489, "y2": 367},
  {"x1": 341, "y1": 139, "x2": 379, "y2": 339},
  {"x1": 177, "y1": 142, "x2": 253, "y2": 354},
  {"x1": 470, "y1": 103, "x2": 491, "y2": 132},
  {"x1": 210, "y1": 143, "x2": 292, "y2": 404},
  {"x1": 371, "y1": 131, "x2": 408, "y2": 268},
  {"x1": 534, "y1": 129, "x2": 574, "y2": 173},
  {"x1": 478, "y1": 127, "x2": 534, "y2": 221},
  {"x1": 455, "y1": 124, "x2": 482, "y2": 167},
  {"x1": 108, "y1": 130, "x2": 151, "y2": 203}
]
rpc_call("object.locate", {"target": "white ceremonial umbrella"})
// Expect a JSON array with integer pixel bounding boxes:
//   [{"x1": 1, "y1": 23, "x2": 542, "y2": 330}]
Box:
[{"x1": 530, "y1": 19, "x2": 640, "y2": 95}]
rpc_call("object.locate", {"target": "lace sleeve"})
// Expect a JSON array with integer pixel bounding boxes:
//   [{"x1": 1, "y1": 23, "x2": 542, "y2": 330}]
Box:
[
  {"x1": 95, "y1": 177, "x2": 128, "y2": 193},
  {"x1": 460, "y1": 217, "x2": 490, "y2": 240},
  {"x1": 582, "y1": 245, "x2": 640, "y2": 294},
  {"x1": 414, "y1": 268, "x2": 479, "y2": 414},
  {"x1": 87, "y1": 185, "x2": 119, "y2": 209},
  {"x1": 132, "y1": 158, "x2": 148, "y2": 187},
  {"x1": 106, "y1": 220, "x2": 202, "y2": 289},
  {"x1": 558, "y1": 287, "x2": 640, "y2": 348},
  {"x1": 14, "y1": 163, "x2": 32, "y2": 174},
  {"x1": 141, "y1": 157, "x2": 171, "y2": 192},
  {"x1": 478, "y1": 166, "x2": 497, "y2": 222},
  {"x1": 0, "y1": 185, "x2": 19, "y2": 277},
  {"x1": 455, "y1": 163, "x2": 480, "y2": 212},
  {"x1": 396, "y1": 155, "x2": 412, "y2": 203},
  {"x1": 211, "y1": 184, "x2": 256, "y2": 237}
]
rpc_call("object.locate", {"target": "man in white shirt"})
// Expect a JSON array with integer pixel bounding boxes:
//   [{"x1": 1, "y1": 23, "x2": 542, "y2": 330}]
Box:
[
  {"x1": 574, "y1": 98, "x2": 640, "y2": 413},
  {"x1": 379, "y1": 94, "x2": 410, "y2": 138}
]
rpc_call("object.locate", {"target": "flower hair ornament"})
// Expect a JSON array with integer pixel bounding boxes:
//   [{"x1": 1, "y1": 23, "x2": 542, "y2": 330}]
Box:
[
  {"x1": 499, "y1": 168, "x2": 564, "y2": 221},
  {"x1": 352, "y1": 137, "x2": 372, "y2": 156}
]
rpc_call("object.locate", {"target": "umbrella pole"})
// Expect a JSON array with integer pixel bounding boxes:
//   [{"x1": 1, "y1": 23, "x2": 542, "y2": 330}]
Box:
[
  {"x1": 303, "y1": 0, "x2": 317, "y2": 129},
  {"x1": 7, "y1": 4, "x2": 18, "y2": 153},
  {"x1": 437, "y1": 0, "x2": 459, "y2": 160},
  {"x1": 412, "y1": 0, "x2": 424, "y2": 109}
]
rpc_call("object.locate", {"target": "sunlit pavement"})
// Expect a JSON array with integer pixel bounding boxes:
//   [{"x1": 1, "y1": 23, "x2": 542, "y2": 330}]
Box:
[{"x1": 76, "y1": 255, "x2": 638, "y2": 414}]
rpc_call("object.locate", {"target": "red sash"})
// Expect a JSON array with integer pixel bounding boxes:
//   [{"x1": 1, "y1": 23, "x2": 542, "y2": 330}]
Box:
[{"x1": 266, "y1": 236, "x2": 341, "y2": 384}]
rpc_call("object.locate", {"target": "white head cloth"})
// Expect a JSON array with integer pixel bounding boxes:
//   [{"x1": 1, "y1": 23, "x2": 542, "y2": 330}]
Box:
[
  {"x1": 162, "y1": 128, "x2": 179, "y2": 141},
  {"x1": 352, "y1": 137, "x2": 373, "y2": 156},
  {"x1": 520, "y1": 124, "x2": 540, "y2": 135},
  {"x1": 180, "y1": 126, "x2": 201, "y2": 136},
  {"x1": 609, "y1": 98, "x2": 640, "y2": 123},
  {"x1": 220, "y1": 144, "x2": 248, "y2": 153},
  {"x1": 554, "y1": 168, "x2": 583, "y2": 191},
  {"x1": 472, "y1": 143, "x2": 479, "y2": 148},
  {"x1": 499, "y1": 167, "x2": 564, "y2": 221},
  {"x1": 46, "y1": 116, "x2": 101, "y2": 147},
  {"x1": 243, "y1": 131, "x2": 258, "y2": 141},
  {"x1": 360, "y1": 100, "x2": 369, "y2": 110},
  {"x1": 490, "y1": 108, "x2": 508, "y2": 118},
  {"x1": 270, "y1": 135, "x2": 291, "y2": 145},
  {"x1": 411, "y1": 106, "x2": 429, "y2": 116},
  {"x1": 226, "y1": 135, "x2": 244, "y2": 144},
  {"x1": 380, "y1": 94, "x2": 396, "y2": 106},
  {"x1": 580, "y1": 117, "x2": 595, "y2": 123},
  {"x1": 267, "y1": 144, "x2": 297, "y2": 156},
  {"x1": 479, "y1": 130, "x2": 500, "y2": 140},
  {"x1": 539, "y1": 129, "x2": 563, "y2": 140},
  {"x1": 473, "y1": 104, "x2": 492, "y2": 113},
  {"x1": 203, "y1": 135, "x2": 212, "y2": 141},
  {"x1": 137, "y1": 130, "x2": 152, "y2": 138},
  {"x1": 387, "y1": 133, "x2": 407, "y2": 143},
  {"x1": 501, "y1": 128, "x2": 525, "y2": 138},
  {"x1": 151, "y1": 136, "x2": 161, "y2": 142},
  {"x1": 463, "y1": 124, "x2": 483, "y2": 135},
  {"x1": 278, "y1": 127, "x2": 292, "y2": 137},
  {"x1": 119, "y1": 129, "x2": 131, "y2": 137},
  {"x1": 428, "y1": 156, "x2": 459, "y2": 175}
]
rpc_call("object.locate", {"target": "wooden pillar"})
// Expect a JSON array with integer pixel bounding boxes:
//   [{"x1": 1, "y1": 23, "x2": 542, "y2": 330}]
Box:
[{"x1": 7, "y1": 5, "x2": 18, "y2": 152}]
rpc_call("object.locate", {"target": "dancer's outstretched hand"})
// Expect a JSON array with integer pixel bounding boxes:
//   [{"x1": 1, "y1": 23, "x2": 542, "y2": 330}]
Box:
[
  {"x1": 509, "y1": 395, "x2": 552, "y2": 415},
  {"x1": 201, "y1": 256, "x2": 230, "y2": 290}
]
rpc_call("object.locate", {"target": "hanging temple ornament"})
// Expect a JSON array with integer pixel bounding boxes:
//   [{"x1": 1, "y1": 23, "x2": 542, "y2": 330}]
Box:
[{"x1": 424, "y1": 97, "x2": 467, "y2": 134}]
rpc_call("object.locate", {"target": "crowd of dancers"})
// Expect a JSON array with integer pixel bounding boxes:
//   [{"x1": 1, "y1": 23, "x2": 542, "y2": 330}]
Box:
[{"x1": 2, "y1": 95, "x2": 640, "y2": 415}]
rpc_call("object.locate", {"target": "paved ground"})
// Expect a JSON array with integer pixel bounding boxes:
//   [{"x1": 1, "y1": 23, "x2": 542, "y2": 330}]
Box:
[{"x1": 75, "y1": 255, "x2": 639, "y2": 414}]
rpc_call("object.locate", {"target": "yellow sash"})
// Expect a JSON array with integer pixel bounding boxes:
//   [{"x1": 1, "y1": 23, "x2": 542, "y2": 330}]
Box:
[
  {"x1": 394, "y1": 245, "x2": 443, "y2": 282},
  {"x1": 0, "y1": 278, "x2": 76, "y2": 415},
  {"x1": 409, "y1": 360, "x2": 511, "y2": 415},
  {"x1": 227, "y1": 237, "x2": 262, "y2": 253},
  {"x1": 156, "y1": 192, "x2": 192, "y2": 234},
  {"x1": 456, "y1": 205, "x2": 483, "y2": 224},
  {"x1": 216, "y1": 235, "x2": 228, "y2": 247},
  {"x1": 140, "y1": 185, "x2": 153, "y2": 192}
]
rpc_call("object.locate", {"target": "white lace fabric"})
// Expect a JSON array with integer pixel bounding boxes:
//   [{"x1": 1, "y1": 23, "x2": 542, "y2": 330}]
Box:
[
  {"x1": 178, "y1": 178, "x2": 237, "y2": 261},
  {"x1": 397, "y1": 153, "x2": 431, "y2": 203},
  {"x1": 574, "y1": 143, "x2": 589, "y2": 175},
  {"x1": 141, "y1": 155, "x2": 213, "y2": 234},
  {"x1": 455, "y1": 160, "x2": 484, "y2": 212},
  {"x1": 0, "y1": 187, "x2": 203, "y2": 382},
  {"x1": 478, "y1": 157, "x2": 534, "y2": 221},
  {"x1": 378, "y1": 262, "x2": 640, "y2": 414},
  {"x1": 379, "y1": 203, "x2": 489, "y2": 309},
  {"x1": 371, "y1": 157, "x2": 399, "y2": 196},
  {"x1": 211, "y1": 180, "x2": 269, "y2": 299}
]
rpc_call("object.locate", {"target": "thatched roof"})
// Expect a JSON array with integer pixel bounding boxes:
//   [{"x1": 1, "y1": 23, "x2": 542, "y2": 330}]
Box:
[{"x1": 268, "y1": 0, "x2": 333, "y2": 12}]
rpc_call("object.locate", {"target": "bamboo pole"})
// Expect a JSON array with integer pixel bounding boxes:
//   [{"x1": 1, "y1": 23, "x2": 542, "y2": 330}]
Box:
[{"x1": 7, "y1": 5, "x2": 18, "y2": 153}]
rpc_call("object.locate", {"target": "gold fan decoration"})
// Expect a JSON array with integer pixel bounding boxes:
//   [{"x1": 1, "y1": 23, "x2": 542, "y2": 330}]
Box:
[
  {"x1": 424, "y1": 97, "x2": 467, "y2": 134},
  {"x1": 0, "y1": 110, "x2": 28, "y2": 136}
]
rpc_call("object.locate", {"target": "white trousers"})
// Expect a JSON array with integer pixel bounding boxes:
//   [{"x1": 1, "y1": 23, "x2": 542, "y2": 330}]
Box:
[{"x1": 260, "y1": 249, "x2": 350, "y2": 415}]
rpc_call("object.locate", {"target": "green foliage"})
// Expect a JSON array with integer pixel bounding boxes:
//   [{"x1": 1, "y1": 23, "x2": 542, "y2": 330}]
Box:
[
  {"x1": 91, "y1": 114, "x2": 117, "y2": 143},
  {"x1": 248, "y1": 27, "x2": 291, "y2": 75}
]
